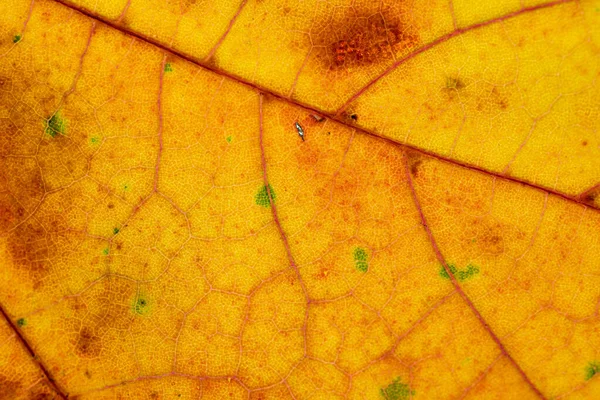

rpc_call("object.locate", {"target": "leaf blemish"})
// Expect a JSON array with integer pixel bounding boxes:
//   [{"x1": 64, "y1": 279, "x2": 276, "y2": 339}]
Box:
[
  {"x1": 445, "y1": 76, "x2": 465, "y2": 90},
  {"x1": 318, "y1": 8, "x2": 420, "y2": 71},
  {"x1": 255, "y1": 184, "x2": 276, "y2": 207},
  {"x1": 380, "y1": 376, "x2": 414, "y2": 400},
  {"x1": 13, "y1": 34, "x2": 21, "y2": 43},
  {"x1": 45, "y1": 112, "x2": 66, "y2": 137},
  {"x1": 353, "y1": 247, "x2": 369, "y2": 272},
  {"x1": 16, "y1": 318, "x2": 26, "y2": 327},
  {"x1": 440, "y1": 263, "x2": 479, "y2": 281},
  {"x1": 133, "y1": 295, "x2": 151, "y2": 316},
  {"x1": 585, "y1": 361, "x2": 600, "y2": 380}
]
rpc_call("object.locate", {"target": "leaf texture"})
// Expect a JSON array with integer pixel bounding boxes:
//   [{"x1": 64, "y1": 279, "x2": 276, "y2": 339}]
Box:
[{"x1": 0, "y1": 0, "x2": 599, "y2": 399}]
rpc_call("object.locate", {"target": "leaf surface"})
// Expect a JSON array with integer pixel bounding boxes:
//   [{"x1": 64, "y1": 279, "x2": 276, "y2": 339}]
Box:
[{"x1": 0, "y1": 0, "x2": 599, "y2": 399}]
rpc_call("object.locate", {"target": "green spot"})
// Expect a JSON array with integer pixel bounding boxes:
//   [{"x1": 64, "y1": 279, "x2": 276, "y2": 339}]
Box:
[
  {"x1": 133, "y1": 295, "x2": 151, "y2": 316},
  {"x1": 380, "y1": 377, "x2": 414, "y2": 400},
  {"x1": 13, "y1": 35, "x2": 21, "y2": 43},
  {"x1": 102, "y1": 248, "x2": 109, "y2": 255},
  {"x1": 440, "y1": 263, "x2": 479, "y2": 281},
  {"x1": 90, "y1": 136, "x2": 100, "y2": 144},
  {"x1": 355, "y1": 261, "x2": 368, "y2": 273},
  {"x1": 226, "y1": 136, "x2": 232, "y2": 143},
  {"x1": 353, "y1": 247, "x2": 369, "y2": 272},
  {"x1": 164, "y1": 63, "x2": 173, "y2": 72},
  {"x1": 16, "y1": 318, "x2": 26, "y2": 327},
  {"x1": 113, "y1": 227, "x2": 120, "y2": 235},
  {"x1": 123, "y1": 184, "x2": 130, "y2": 191},
  {"x1": 45, "y1": 112, "x2": 66, "y2": 137},
  {"x1": 255, "y1": 184, "x2": 276, "y2": 207},
  {"x1": 585, "y1": 361, "x2": 600, "y2": 380}
]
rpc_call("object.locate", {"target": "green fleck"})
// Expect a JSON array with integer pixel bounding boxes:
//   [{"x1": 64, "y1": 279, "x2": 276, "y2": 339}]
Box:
[
  {"x1": 102, "y1": 248, "x2": 110, "y2": 255},
  {"x1": 354, "y1": 247, "x2": 367, "y2": 261},
  {"x1": 164, "y1": 63, "x2": 173, "y2": 72},
  {"x1": 355, "y1": 261, "x2": 368, "y2": 273},
  {"x1": 456, "y1": 264, "x2": 479, "y2": 281},
  {"x1": 255, "y1": 184, "x2": 276, "y2": 207},
  {"x1": 133, "y1": 295, "x2": 151, "y2": 316},
  {"x1": 380, "y1": 377, "x2": 414, "y2": 400},
  {"x1": 90, "y1": 136, "x2": 100, "y2": 144},
  {"x1": 439, "y1": 264, "x2": 457, "y2": 279},
  {"x1": 123, "y1": 184, "x2": 130, "y2": 191},
  {"x1": 13, "y1": 35, "x2": 21, "y2": 43},
  {"x1": 226, "y1": 136, "x2": 232, "y2": 143},
  {"x1": 585, "y1": 361, "x2": 600, "y2": 380},
  {"x1": 353, "y1": 247, "x2": 369, "y2": 272},
  {"x1": 440, "y1": 263, "x2": 479, "y2": 281},
  {"x1": 45, "y1": 112, "x2": 66, "y2": 137},
  {"x1": 113, "y1": 227, "x2": 120, "y2": 235},
  {"x1": 16, "y1": 318, "x2": 26, "y2": 327}
]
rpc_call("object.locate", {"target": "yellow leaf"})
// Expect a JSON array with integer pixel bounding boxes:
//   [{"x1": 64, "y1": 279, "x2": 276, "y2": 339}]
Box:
[{"x1": 0, "y1": 0, "x2": 599, "y2": 399}]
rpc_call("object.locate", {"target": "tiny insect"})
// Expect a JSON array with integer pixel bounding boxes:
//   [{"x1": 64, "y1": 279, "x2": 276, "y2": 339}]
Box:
[{"x1": 295, "y1": 121, "x2": 305, "y2": 141}]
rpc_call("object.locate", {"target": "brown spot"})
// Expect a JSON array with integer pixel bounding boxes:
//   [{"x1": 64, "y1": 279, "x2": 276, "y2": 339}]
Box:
[
  {"x1": 491, "y1": 87, "x2": 508, "y2": 110},
  {"x1": 582, "y1": 140, "x2": 588, "y2": 146},
  {"x1": 404, "y1": 150, "x2": 423, "y2": 178},
  {"x1": 582, "y1": 192, "x2": 597, "y2": 205},
  {"x1": 107, "y1": 202, "x2": 114, "y2": 209},
  {"x1": 312, "y1": 5, "x2": 420, "y2": 72},
  {"x1": 74, "y1": 327, "x2": 102, "y2": 358}
]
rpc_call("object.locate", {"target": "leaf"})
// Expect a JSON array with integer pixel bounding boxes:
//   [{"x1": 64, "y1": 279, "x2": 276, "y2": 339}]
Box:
[{"x1": 0, "y1": 0, "x2": 599, "y2": 399}]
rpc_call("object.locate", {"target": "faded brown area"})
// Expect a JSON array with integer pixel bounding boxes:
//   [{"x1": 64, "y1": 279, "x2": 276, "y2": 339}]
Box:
[
  {"x1": 476, "y1": 86, "x2": 509, "y2": 112},
  {"x1": 67, "y1": 278, "x2": 137, "y2": 361},
  {"x1": 74, "y1": 326, "x2": 102, "y2": 358},
  {"x1": 0, "y1": 376, "x2": 21, "y2": 399},
  {"x1": 311, "y1": 3, "x2": 420, "y2": 72},
  {"x1": 0, "y1": 375, "x2": 58, "y2": 399},
  {"x1": 0, "y1": 64, "x2": 92, "y2": 289},
  {"x1": 6, "y1": 221, "x2": 52, "y2": 280}
]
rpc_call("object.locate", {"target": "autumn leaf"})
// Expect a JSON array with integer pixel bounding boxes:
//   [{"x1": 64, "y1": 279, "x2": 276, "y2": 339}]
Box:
[{"x1": 0, "y1": 0, "x2": 599, "y2": 399}]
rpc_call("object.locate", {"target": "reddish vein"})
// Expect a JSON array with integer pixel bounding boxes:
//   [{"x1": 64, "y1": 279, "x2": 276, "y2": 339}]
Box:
[
  {"x1": 258, "y1": 93, "x2": 310, "y2": 356},
  {"x1": 402, "y1": 152, "x2": 547, "y2": 400},
  {"x1": 203, "y1": 0, "x2": 249, "y2": 63},
  {"x1": 0, "y1": 304, "x2": 67, "y2": 398},
  {"x1": 155, "y1": 54, "x2": 166, "y2": 190},
  {"x1": 45, "y1": 0, "x2": 597, "y2": 213}
]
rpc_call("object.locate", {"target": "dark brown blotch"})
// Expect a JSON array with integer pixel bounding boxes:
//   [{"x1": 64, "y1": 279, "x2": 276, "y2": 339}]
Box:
[{"x1": 312, "y1": 5, "x2": 420, "y2": 72}]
